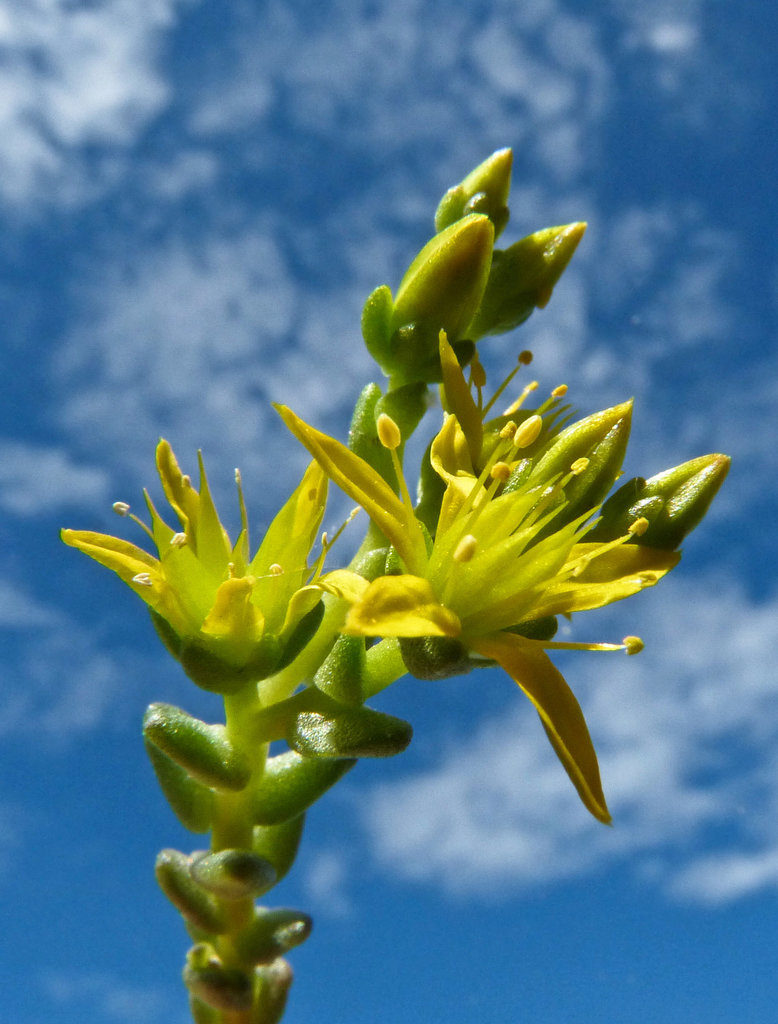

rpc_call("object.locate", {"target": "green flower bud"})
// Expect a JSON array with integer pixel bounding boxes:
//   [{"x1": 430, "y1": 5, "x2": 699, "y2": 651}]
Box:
[
  {"x1": 144, "y1": 739, "x2": 214, "y2": 834},
  {"x1": 234, "y1": 907, "x2": 313, "y2": 965},
  {"x1": 530, "y1": 401, "x2": 632, "y2": 495},
  {"x1": 189, "y1": 849, "x2": 277, "y2": 900},
  {"x1": 251, "y1": 750, "x2": 357, "y2": 825},
  {"x1": 434, "y1": 148, "x2": 513, "y2": 239},
  {"x1": 466, "y1": 222, "x2": 586, "y2": 340},
  {"x1": 588, "y1": 453, "x2": 731, "y2": 550},
  {"x1": 155, "y1": 850, "x2": 227, "y2": 934},
  {"x1": 143, "y1": 703, "x2": 251, "y2": 792},
  {"x1": 287, "y1": 704, "x2": 413, "y2": 758},
  {"x1": 392, "y1": 213, "x2": 494, "y2": 343},
  {"x1": 533, "y1": 403, "x2": 633, "y2": 537},
  {"x1": 252, "y1": 815, "x2": 305, "y2": 884},
  {"x1": 183, "y1": 946, "x2": 253, "y2": 1013}
]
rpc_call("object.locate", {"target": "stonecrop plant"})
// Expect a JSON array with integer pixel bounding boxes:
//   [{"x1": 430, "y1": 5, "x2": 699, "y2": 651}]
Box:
[{"x1": 62, "y1": 149, "x2": 729, "y2": 1023}]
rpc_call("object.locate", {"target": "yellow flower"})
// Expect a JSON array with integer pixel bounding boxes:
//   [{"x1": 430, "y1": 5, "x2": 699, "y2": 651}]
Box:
[
  {"x1": 62, "y1": 441, "x2": 328, "y2": 691},
  {"x1": 276, "y1": 390, "x2": 679, "y2": 824}
]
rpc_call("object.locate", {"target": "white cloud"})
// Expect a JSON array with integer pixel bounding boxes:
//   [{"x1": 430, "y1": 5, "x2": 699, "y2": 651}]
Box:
[
  {"x1": 361, "y1": 579, "x2": 778, "y2": 904},
  {"x1": 0, "y1": 0, "x2": 194, "y2": 209},
  {"x1": 0, "y1": 439, "x2": 110, "y2": 516},
  {"x1": 41, "y1": 970, "x2": 174, "y2": 1024}
]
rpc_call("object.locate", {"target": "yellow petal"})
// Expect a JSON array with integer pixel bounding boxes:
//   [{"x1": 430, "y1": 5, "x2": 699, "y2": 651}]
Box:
[
  {"x1": 470, "y1": 632, "x2": 611, "y2": 824},
  {"x1": 200, "y1": 577, "x2": 265, "y2": 644},
  {"x1": 535, "y1": 543, "x2": 681, "y2": 617},
  {"x1": 60, "y1": 529, "x2": 156, "y2": 581},
  {"x1": 316, "y1": 569, "x2": 371, "y2": 603},
  {"x1": 439, "y1": 330, "x2": 482, "y2": 466},
  {"x1": 344, "y1": 575, "x2": 461, "y2": 638},
  {"x1": 276, "y1": 405, "x2": 427, "y2": 574},
  {"x1": 156, "y1": 440, "x2": 199, "y2": 537}
]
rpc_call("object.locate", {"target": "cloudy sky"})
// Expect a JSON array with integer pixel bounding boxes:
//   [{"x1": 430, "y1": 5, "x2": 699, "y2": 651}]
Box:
[{"x1": 1, "y1": 1, "x2": 776, "y2": 1022}]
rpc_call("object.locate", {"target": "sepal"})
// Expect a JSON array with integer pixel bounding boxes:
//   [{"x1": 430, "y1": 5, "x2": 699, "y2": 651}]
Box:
[
  {"x1": 155, "y1": 850, "x2": 228, "y2": 934},
  {"x1": 143, "y1": 702, "x2": 251, "y2": 792},
  {"x1": 251, "y1": 750, "x2": 357, "y2": 825},
  {"x1": 189, "y1": 849, "x2": 277, "y2": 900},
  {"x1": 144, "y1": 739, "x2": 214, "y2": 833},
  {"x1": 234, "y1": 908, "x2": 313, "y2": 965},
  {"x1": 399, "y1": 635, "x2": 473, "y2": 680}
]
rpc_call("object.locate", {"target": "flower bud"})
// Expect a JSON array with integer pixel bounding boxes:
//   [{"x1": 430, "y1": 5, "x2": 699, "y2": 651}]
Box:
[
  {"x1": 155, "y1": 850, "x2": 227, "y2": 934},
  {"x1": 286, "y1": 705, "x2": 413, "y2": 759},
  {"x1": 529, "y1": 401, "x2": 632, "y2": 500},
  {"x1": 251, "y1": 750, "x2": 357, "y2": 826},
  {"x1": 588, "y1": 454, "x2": 730, "y2": 550},
  {"x1": 234, "y1": 908, "x2": 313, "y2": 965},
  {"x1": 466, "y1": 222, "x2": 586, "y2": 339},
  {"x1": 434, "y1": 148, "x2": 513, "y2": 239},
  {"x1": 535, "y1": 404, "x2": 633, "y2": 536},
  {"x1": 143, "y1": 702, "x2": 251, "y2": 792},
  {"x1": 189, "y1": 849, "x2": 277, "y2": 900},
  {"x1": 392, "y1": 214, "x2": 494, "y2": 343},
  {"x1": 144, "y1": 738, "x2": 214, "y2": 834}
]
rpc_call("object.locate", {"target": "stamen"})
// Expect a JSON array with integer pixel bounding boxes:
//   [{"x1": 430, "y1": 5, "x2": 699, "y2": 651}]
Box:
[
  {"x1": 490, "y1": 462, "x2": 512, "y2": 483},
  {"x1": 513, "y1": 414, "x2": 543, "y2": 450},
  {"x1": 470, "y1": 358, "x2": 487, "y2": 390},
  {"x1": 503, "y1": 380, "x2": 539, "y2": 416},
  {"x1": 170, "y1": 532, "x2": 187, "y2": 548},
  {"x1": 453, "y1": 534, "x2": 478, "y2": 563},
  {"x1": 570, "y1": 457, "x2": 589, "y2": 476},
  {"x1": 269, "y1": 564, "x2": 284, "y2": 576},
  {"x1": 377, "y1": 413, "x2": 402, "y2": 451},
  {"x1": 113, "y1": 501, "x2": 131, "y2": 517},
  {"x1": 482, "y1": 353, "x2": 533, "y2": 417},
  {"x1": 499, "y1": 421, "x2": 517, "y2": 440},
  {"x1": 623, "y1": 635, "x2": 644, "y2": 655},
  {"x1": 132, "y1": 573, "x2": 153, "y2": 587},
  {"x1": 628, "y1": 517, "x2": 649, "y2": 537},
  {"x1": 551, "y1": 384, "x2": 568, "y2": 399}
]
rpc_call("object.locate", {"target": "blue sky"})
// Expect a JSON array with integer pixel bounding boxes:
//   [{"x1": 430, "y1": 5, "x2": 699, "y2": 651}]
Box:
[{"x1": 1, "y1": 1, "x2": 776, "y2": 1021}]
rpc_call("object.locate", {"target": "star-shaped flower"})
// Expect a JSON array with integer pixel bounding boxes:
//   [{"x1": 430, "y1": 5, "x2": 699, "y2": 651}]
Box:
[
  {"x1": 277, "y1": 378, "x2": 680, "y2": 823},
  {"x1": 62, "y1": 441, "x2": 328, "y2": 692}
]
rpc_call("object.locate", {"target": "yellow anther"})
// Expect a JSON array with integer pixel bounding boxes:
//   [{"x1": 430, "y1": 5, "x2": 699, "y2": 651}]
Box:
[
  {"x1": 628, "y1": 516, "x2": 650, "y2": 536},
  {"x1": 471, "y1": 359, "x2": 487, "y2": 389},
  {"x1": 170, "y1": 532, "x2": 187, "y2": 548},
  {"x1": 112, "y1": 501, "x2": 130, "y2": 516},
  {"x1": 270, "y1": 563, "x2": 284, "y2": 576},
  {"x1": 453, "y1": 534, "x2": 478, "y2": 563},
  {"x1": 570, "y1": 457, "x2": 590, "y2": 476},
  {"x1": 377, "y1": 413, "x2": 402, "y2": 450},
  {"x1": 513, "y1": 414, "x2": 543, "y2": 449},
  {"x1": 551, "y1": 384, "x2": 568, "y2": 398},
  {"x1": 623, "y1": 635, "x2": 644, "y2": 655},
  {"x1": 490, "y1": 461, "x2": 512, "y2": 482},
  {"x1": 132, "y1": 572, "x2": 153, "y2": 587},
  {"x1": 499, "y1": 421, "x2": 517, "y2": 440}
]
